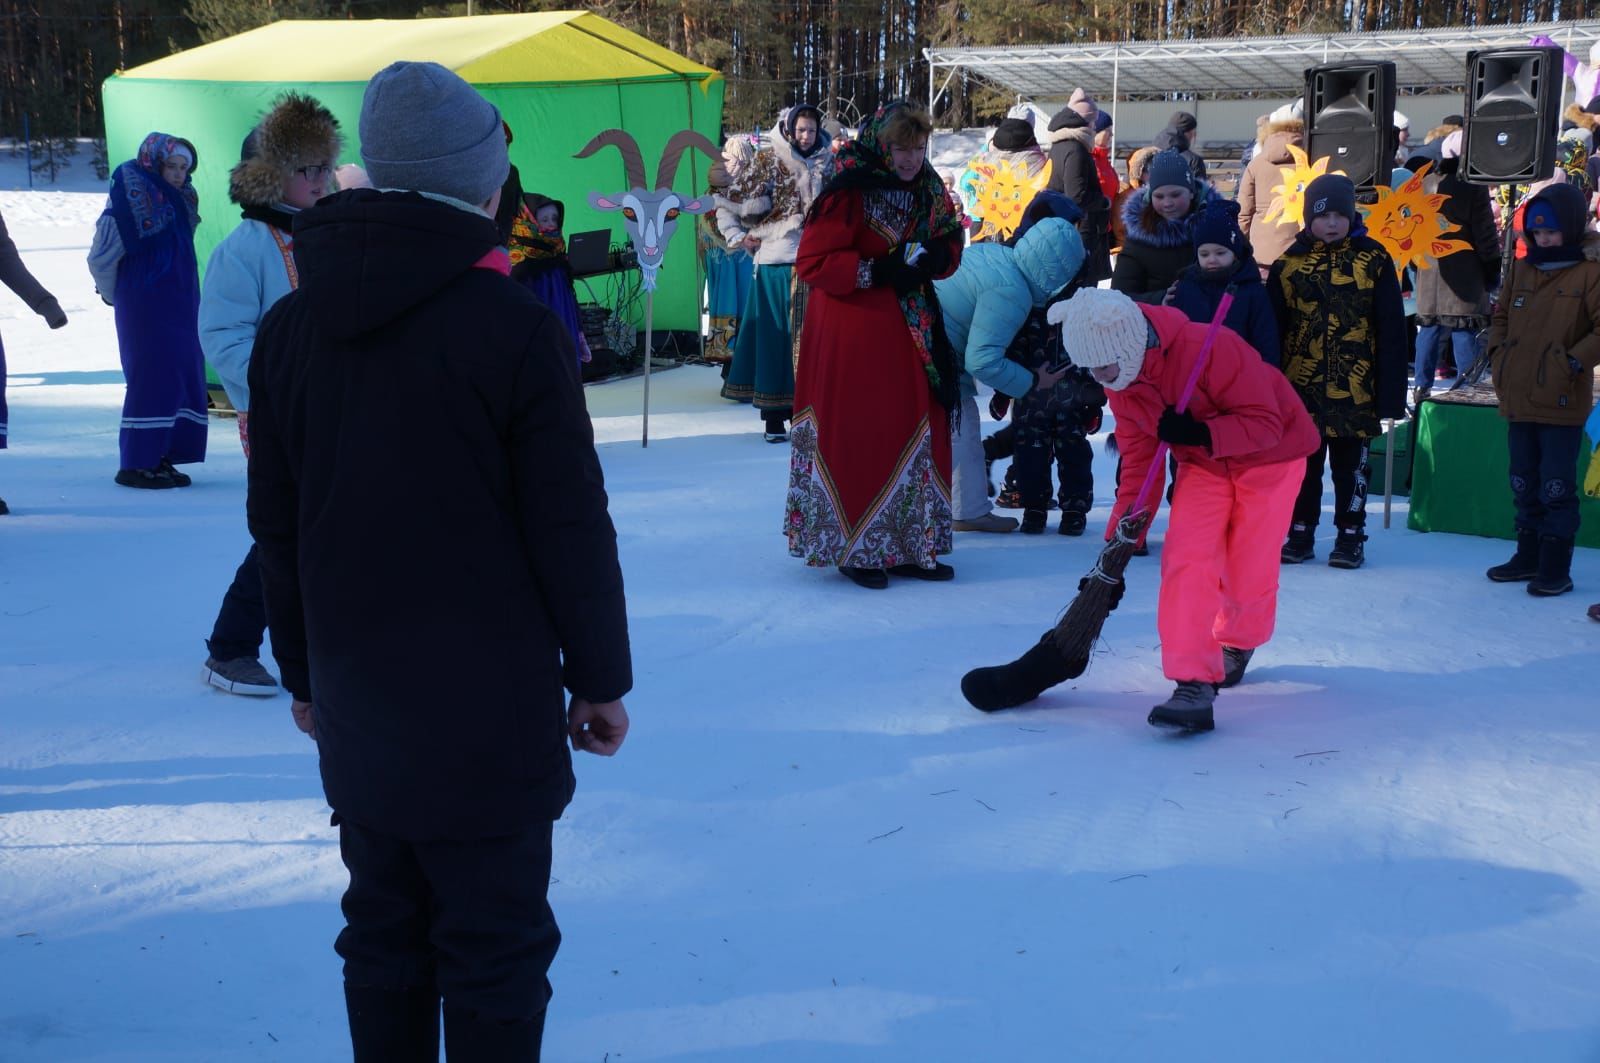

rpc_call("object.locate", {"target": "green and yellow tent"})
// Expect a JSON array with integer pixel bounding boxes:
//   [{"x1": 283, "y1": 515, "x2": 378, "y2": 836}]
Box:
[{"x1": 101, "y1": 12, "x2": 724, "y2": 335}]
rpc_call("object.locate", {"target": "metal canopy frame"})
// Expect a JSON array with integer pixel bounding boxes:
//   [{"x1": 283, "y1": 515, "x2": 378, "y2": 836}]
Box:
[{"x1": 925, "y1": 21, "x2": 1600, "y2": 107}]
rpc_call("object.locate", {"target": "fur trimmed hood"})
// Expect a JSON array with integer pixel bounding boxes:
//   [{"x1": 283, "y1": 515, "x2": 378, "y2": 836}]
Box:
[
  {"x1": 1566, "y1": 102, "x2": 1600, "y2": 134},
  {"x1": 229, "y1": 93, "x2": 343, "y2": 208},
  {"x1": 1043, "y1": 122, "x2": 1093, "y2": 149},
  {"x1": 1120, "y1": 182, "x2": 1216, "y2": 249}
]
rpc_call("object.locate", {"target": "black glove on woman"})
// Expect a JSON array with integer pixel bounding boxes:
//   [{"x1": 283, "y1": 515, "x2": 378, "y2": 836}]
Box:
[
  {"x1": 1156, "y1": 406, "x2": 1211, "y2": 449},
  {"x1": 870, "y1": 253, "x2": 926, "y2": 295},
  {"x1": 915, "y1": 239, "x2": 952, "y2": 279}
]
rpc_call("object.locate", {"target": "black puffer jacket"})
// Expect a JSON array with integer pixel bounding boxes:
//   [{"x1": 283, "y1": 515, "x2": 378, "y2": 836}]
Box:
[
  {"x1": 1151, "y1": 126, "x2": 1208, "y2": 183},
  {"x1": 1045, "y1": 107, "x2": 1112, "y2": 283},
  {"x1": 248, "y1": 189, "x2": 632, "y2": 841}
]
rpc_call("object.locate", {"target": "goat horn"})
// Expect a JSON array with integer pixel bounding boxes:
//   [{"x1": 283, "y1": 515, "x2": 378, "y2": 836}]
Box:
[
  {"x1": 654, "y1": 130, "x2": 722, "y2": 190},
  {"x1": 575, "y1": 129, "x2": 646, "y2": 191}
]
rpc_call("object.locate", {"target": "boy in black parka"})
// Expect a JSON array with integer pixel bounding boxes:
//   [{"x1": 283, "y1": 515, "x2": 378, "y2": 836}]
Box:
[
  {"x1": 1269, "y1": 173, "x2": 1408, "y2": 569},
  {"x1": 247, "y1": 62, "x2": 632, "y2": 1061}
]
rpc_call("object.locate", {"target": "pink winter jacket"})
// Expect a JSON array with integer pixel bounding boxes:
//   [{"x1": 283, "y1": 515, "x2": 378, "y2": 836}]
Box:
[{"x1": 1106, "y1": 304, "x2": 1319, "y2": 538}]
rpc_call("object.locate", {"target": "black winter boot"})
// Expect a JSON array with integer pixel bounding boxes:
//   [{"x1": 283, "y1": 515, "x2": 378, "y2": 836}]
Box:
[
  {"x1": 1059, "y1": 496, "x2": 1090, "y2": 537},
  {"x1": 443, "y1": 1004, "x2": 546, "y2": 1063},
  {"x1": 1219, "y1": 645, "x2": 1254, "y2": 689},
  {"x1": 1280, "y1": 522, "x2": 1316, "y2": 564},
  {"x1": 346, "y1": 984, "x2": 440, "y2": 1063},
  {"x1": 1020, "y1": 508, "x2": 1047, "y2": 534},
  {"x1": 1327, "y1": 527, "x2": 1367, "y2": 569},
  {"x1": 0, "y1": 496, "x2": 9, "y2": 516},
  {"x1": 960, "y1": 631, "x2": 1089, "y2": 711},
  {"x1": 1148, "y1": 681, "x2": 1217, "y2": 732},
  {"x1": 1527, "y1": 536, "x2": 1575, "y2": 597},
  {"x1": 1486, "y1": 530, "x2": 1540, "y2": 582}
]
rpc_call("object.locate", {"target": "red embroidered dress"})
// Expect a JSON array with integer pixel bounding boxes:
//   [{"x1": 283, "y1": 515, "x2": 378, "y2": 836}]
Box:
[{"x1": 785, "y1": 184, "x2": 963, "y2": 569}]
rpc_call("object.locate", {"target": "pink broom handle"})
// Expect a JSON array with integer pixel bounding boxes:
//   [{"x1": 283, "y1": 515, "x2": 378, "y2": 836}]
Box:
[{"x1": 1127, "y1": 289, "x2": 1236, "y2": 518}]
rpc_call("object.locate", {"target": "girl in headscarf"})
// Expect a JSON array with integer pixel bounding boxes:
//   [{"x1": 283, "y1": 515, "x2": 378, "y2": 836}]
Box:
[
  {"x1": 719, "y1": 105, "x2": 833, "y2": 441},
  {"x1": 703, "y1": 135, "x2": 761, "y2": 364},
  {"x1": 88, "y1": 132, "x2": 208, "y2": 488},
  {"x1": 785, "y1": 102, "x2": 965, "y2": 589},
  {"x1": 507, "y1": 192, "x2": 591, "y2": 373}
]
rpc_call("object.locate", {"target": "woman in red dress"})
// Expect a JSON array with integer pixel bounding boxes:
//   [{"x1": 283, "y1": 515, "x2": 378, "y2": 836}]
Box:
[{"x1": 785, "y1": 102, "x2": 966, "y2": 589}]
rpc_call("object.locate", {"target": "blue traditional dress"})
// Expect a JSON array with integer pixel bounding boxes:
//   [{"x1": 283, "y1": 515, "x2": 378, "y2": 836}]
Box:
[{"x1": 92, "y1": 132, "x2": 209, "y2": 472}]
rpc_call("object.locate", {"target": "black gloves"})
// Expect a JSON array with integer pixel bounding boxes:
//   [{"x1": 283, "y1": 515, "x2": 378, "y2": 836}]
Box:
[
  {"x1": 1077, "y1": 404, "x2": 1103, "y2": 435},
  {"x1": 1157, "y1": 406, "x2": 1211, "y2": 449},
  {"x1": 39, "y1": 297, "x2": 66, "y2": 330},
  {"x1": 1078, "y1": 573, "x2": 1126, "y2": 611},
  {"x1": 989, "y1": 393, "x2": 1012, "y2": 421},
  {"x1": 916, "y1": 239, "x2": 952, "y2": 278},
  {"x1": 870, "y1": 254, "x2": 924, "y2": 295}
]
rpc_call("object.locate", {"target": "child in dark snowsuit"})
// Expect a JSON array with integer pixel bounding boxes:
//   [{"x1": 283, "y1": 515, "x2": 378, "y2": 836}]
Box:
[
  {"x1": 1268, "y1": 174, "x2": 1408, "y2": 569},
  {"x1": 1004, "y1": 304, "x2": 1106, "y2": 534},
  {"x1": 1170, "y1": 199, "x2": 1280, "y2": 365},
  {"x1": 1483, "y1": 183, "x2": 1600, "y2": 597}
]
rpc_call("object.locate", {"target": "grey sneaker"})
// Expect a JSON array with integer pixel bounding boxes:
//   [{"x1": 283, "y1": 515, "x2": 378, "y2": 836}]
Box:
[
  {"x1": 1148, "y1": 680, "x2": 1216, "y2": 732},
  {"x1": 1219, "y1": 646, "x2": 1254, "y2": 689},
  {"x1": 952, "y1": 512, "x2": 1019, "y2": 533},
  {"x1": 203, "y1": 656, "x2": 280, "y2": 697}
]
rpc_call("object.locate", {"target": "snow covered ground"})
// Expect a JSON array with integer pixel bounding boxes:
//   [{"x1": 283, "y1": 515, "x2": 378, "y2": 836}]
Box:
[{"x1": 3, "y1": 172, "x2": 1600, "y2": 1062}]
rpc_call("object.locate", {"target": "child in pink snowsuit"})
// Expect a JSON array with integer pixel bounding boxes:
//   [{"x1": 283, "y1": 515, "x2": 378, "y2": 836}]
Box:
[{"x1": 1051, "y1": 287, "x2": 1319, "y2": 731}]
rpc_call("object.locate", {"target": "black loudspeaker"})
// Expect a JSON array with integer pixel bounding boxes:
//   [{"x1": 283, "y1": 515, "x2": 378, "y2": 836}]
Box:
[
  {"x1": 1304, "y1": 61, "x2": 1398, "y2": 192},
  {"x1": 1461, "y1": 46, "x2": 1563, "y2": 185}
]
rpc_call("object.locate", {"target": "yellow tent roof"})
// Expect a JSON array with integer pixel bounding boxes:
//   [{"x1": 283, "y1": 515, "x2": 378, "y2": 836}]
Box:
[{"x1": 116, "y1": 11, "x2": 719, "y2": 84}]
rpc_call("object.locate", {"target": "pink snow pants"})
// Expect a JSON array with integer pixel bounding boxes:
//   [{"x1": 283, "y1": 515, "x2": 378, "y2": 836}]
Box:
[{"x1": 1158, "y1": 457, "x2": 1303, "y2": 684}]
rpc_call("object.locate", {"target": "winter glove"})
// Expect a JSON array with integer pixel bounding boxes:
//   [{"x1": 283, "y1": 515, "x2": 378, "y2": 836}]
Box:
[
  {"x1": 1156, "y1": 406, "x2": 1211, "y2": 449},
  {"x1": 1078, "y1": 573, "x2": 1126, "y2": 612},
  {"x1": 989, "y1": 393, "x2": 1012, "y2": 421},
  {"x1": 38, "y1": 297, "x2": 66, "y2": 330},
  {"x1": 870, "y1": 253, "x2": 924, "y2": 296},
  {"x1": 915, "y1": 239, "x2": 953, "y2": 278},
  {"x1": 1078, "y1": 404, "x2": 1103, "y2": 435}
]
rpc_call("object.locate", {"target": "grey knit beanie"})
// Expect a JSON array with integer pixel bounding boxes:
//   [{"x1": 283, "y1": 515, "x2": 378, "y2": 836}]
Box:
[{"x1": 359, "y1": 61, "x2": 509, "y2": 206}]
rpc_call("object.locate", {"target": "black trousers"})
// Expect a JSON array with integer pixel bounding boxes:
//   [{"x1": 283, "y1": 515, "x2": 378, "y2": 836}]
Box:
[
  {"x1": 337, "y1": 817, "x2": 561, "y2": 1063},
  {"x1": 1507, "y1": 421, "x2": 1584, "y2": 540},
  {"x1": 205, "y1": 542, "x2": 266, "y2": 662},
  {"x1": 1292, "y1": 437, "x2": 1370, "y2": 530}
]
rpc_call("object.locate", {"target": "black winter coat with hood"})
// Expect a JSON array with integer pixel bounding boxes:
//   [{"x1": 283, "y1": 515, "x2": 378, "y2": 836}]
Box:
[
  {"x1": 1045, "y1": 107, "x2": 1112, "y2": 282},
  {"x1": 247, "y1": 189, "x2": 632, "y2": 842},
  {"x1": 1151, "y1": 126, "x2": 1208, "y2": 183}
]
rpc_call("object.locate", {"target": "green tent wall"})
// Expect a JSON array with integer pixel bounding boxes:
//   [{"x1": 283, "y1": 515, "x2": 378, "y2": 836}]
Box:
[{"x1": 100, "y1": 13, "x2": 724, "y2": 337}]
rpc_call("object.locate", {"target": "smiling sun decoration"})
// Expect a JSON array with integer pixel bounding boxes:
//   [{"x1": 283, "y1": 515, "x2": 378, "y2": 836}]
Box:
[
  {"x1": 1360, "y1": 162, "x2": 1470, "y2": 272},
  {"x1": 967, "y1": 156, "x2": 1052, "y2": 241},
  {"x1": 1262, "y1": 144, "x2": 1336, "y2": 228}
]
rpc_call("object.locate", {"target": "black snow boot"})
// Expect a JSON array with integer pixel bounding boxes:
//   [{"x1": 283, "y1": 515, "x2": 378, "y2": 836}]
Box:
[
  {"x1": 443, "y1": 1004, "x2": 546, "y2": 1063},
  {"x1": 1148, "y1": 680, "x2": 1217, "y2": 732},
  {"x1": 1020, "y1": 508, "x2": 1047, "y2": 534},
  {"x1": 1059, "y1": 496, "x2": 1090, "y2": 537},
  {"x1": 1487, "y1": 530, "x2": 1540, "y2": 582},
  {"x1": 0, "y1": 496, "x2": 9, "y2": 516},
  {"x1": 1527, "y1": 536, "x2": 1575, "y2": 597},
  {"x1": 961, "y1": 631, "x2": 1088, "y2": 712},
  {"x1": 346, "y1": 984, "x2": 440, "y2": 1063},
  {"x1": 1219, "y1": 645, "x2": 1254, "y2": 689},
  {"x1": 1280, "y1": 522, "x2": 1316, "y2": 564},
  {"x1": 1327, "y1": 527, "x2": 1367, "y2": 569}
]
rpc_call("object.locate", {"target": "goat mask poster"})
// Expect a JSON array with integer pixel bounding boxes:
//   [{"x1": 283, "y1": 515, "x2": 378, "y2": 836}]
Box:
[{"x1": 577, "y1": 128, "x2": 721, "y2": 292}]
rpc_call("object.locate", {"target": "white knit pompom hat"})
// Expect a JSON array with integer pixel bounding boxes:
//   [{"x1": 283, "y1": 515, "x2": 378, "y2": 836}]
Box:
[{"x1": 1046, "y1": 287, "x2": 1150, "y2": 391}]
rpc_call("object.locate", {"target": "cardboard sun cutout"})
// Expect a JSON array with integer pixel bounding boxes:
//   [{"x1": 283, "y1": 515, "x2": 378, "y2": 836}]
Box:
[
  {"x1": 1263, "y1": 144, "x2": 1338, "y2": 228},
  {"x1": 962, "y1": 155, "x2": 1052, "y2": 242},
  {"x1": 1359, "y1": 162, "x2": 1471, "y2": 272}
]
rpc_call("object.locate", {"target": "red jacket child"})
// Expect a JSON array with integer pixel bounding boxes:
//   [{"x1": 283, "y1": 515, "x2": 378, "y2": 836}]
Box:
[{"x1": 1049, "y1": 292, "x2": 1318, "y2": 732}]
